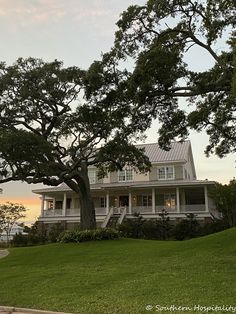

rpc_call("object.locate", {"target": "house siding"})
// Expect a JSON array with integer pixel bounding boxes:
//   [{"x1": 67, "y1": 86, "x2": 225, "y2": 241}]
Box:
[{"x1": 110, "y1": 172, "x2": 118, "y2": 183}]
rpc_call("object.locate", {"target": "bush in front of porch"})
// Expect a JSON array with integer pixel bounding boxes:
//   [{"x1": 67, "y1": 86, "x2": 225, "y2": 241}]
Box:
[{"x1": 118, "y1": 212, "x2": 229, "y2": 241}]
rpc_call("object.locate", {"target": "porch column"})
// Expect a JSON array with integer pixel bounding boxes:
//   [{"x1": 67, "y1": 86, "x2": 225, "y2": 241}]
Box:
[
  {"x1": 152, "y1": 188, "x2": 155, "y2": 213},
  {"x1": 129, "y1": 191, "x2": 132, "y2": 214},
  {"x1": 176, "y1": 187, "x2": 180, "y2": 213},
  {"x1": 204, "y1": 186, "x2": 209, "y2": 212},
  {"x1": 52, "y1": 198, "x2": 56, "y2": 210},
  {"x1": 71, "y1": 197, "x2": 75, "y2": 209},
  {"x1": 40, "y1": 195, "x2": 45, "y2": 217},
  {"x1": 63, "y1": 192, "x2": 67, "y2": 216},
  {"x1": 106, "y1": 191, "x2": 109, "y2": 214}
]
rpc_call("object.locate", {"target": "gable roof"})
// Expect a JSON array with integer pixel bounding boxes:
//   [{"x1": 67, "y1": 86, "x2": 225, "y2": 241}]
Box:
[
  {"x1": 136, "y1": 141, "x2": 191, "y2": 163},
  {"x1": 32, "y1": 141, "x2": 196, "y2": 194}
]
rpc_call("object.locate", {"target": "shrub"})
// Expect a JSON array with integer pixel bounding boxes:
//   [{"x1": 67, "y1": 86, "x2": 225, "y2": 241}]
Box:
[
  {"x1": 118, "y1": 213, "x2": 144, "y2": 238},
  {"x1": 47, "y1": 223, "x2": 66, "y2": 243},
  {"x1": 142, "y1": 219, "x2": 173, "y2": 240},
  {"x1": 58, "y1": 228, "x2": 119, "y2": 243},
  {"x1": 201, "y1": 219, "x2": 229, "y2": 235},
  {"x1": 173, "y1": 214, "x2": 201, "y2": 240},
  {"x1": 11, "y1": 233, "x2": 28, "y2": 246}
]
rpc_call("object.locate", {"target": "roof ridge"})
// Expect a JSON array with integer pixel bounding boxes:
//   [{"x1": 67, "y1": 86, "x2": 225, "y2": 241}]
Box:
[{"x1": 136, "y1": 140, "x2": 190, "y2": 146}]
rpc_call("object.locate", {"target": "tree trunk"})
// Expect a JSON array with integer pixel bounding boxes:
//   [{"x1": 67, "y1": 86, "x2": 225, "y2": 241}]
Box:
[
  {"x1": 77, "y1": 163, "x2": 96, "y2": 230},
  {"x1": 65, "y1": 163, "x2": 97, "y2": 230},
  {"x1": 78, "y1": 181, "x2": 96, "y2": 230}
]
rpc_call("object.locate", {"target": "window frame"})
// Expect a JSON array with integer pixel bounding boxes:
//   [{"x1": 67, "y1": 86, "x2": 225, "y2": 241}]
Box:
[
  {"x1": 157, "y1": 166, "x2": 175, "y2": 180},
  {"x1": 100, "y1": 197, "x2": 107, "y2": 208},
  {"x1": 141, "y1": 195, "x2": 152, "y2": 207},
  {"x1": 164, "y1": 193, "x2": 176, "y2": 209},
  {"x1": 118, "y1": 168, "x2": 133, "y2": 182}
]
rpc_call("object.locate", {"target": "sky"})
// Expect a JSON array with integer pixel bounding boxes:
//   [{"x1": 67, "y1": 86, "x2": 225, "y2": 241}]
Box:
[{"x1": 0, "y1": 0, "x2": 235, "y2": 223}]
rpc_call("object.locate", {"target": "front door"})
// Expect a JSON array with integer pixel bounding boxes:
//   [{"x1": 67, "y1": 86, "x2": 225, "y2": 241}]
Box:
[{"x1": 119, "y1": 195, "x2": 129, "y2": 207}]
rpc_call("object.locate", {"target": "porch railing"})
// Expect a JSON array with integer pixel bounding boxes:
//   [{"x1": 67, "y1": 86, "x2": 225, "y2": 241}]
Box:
[
  {"x1": 132, "y1": 206, "x2": 153, "y2": 214},
  {"x1": 95, "y1": 207, "x2": 107, "y2": 215},
  {"x1": 101, "y1": 207, "x2": 114, "y2": 228},
  {"x1": 155, "y1": 206, "x2": 177, "y2": 213},
  {"x1": 43, "y1": 209, "x2": 63, "y2": 217},
  {"x1": 117, "y1": 207, "x2": 127, "y2": 224},
  {"x1": 180, "y1": 204, "x2": 206, "y2": 212},
  {"x1": 66, "y1": 208, "x2": 80, "y2": 216}
]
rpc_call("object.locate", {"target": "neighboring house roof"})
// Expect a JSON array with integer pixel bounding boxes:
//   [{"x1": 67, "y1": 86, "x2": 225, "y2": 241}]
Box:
[
  {"x1": 136, "y1": 141, "x2": 191, "y2": 163},
  {"x1": 0, "y1": 224, "x2": 25, "y2": 236}
]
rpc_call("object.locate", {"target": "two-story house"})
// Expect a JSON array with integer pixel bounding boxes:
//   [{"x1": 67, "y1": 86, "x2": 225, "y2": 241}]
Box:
[{"x1": 33, "y1": 141, "x2": 216, "y2": 229}]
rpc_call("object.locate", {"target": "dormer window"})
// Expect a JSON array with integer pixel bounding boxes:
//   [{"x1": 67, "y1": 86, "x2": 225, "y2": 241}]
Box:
[
  {"x1": 157, "y1": 166, "x2": 175, "y2": 180},
  {"x1": 118, "y1": 168, "x2": 133, "y2": 182}
]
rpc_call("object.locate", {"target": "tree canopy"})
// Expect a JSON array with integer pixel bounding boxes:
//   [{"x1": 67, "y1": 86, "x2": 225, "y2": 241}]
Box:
[
  {"x1": 109, "y1": 0, "x2": 236, "y2": 157},
  {"x1": 210, "y1": 179, "x2": 236, "y2": 227},
  {"x1": 0, "y1": 202, "x2": 27, "y2": 244},
  {"x1": 0, "y1": 58, "x2": 151, "y2": 229}
]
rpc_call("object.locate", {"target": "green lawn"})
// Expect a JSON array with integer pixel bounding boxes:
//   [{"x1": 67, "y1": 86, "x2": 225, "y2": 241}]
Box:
[{"x1": 0, "y1": 228, "x2": 236, "y2": 314}]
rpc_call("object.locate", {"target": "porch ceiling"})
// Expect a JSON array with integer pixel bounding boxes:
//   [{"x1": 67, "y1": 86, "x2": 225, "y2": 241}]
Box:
[{"x1": 33, "y1": 179, "x2": 215, "y2": 195}]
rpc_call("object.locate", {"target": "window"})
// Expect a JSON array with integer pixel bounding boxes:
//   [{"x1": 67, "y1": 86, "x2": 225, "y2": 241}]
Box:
[
  {"x1": 164, "y1": 194, "x2": 176, "y2": 208},
  {"x1": 100, "y1": 197, "x2": 107, "y2": 208},
  {"x1": 157, "y1": 166, "x2": 175, "y2": 180},
  {"x1": 142, "y1": 195, "x2": 152, "y2": 207},
  {"x1": 47, "y1": 200, "x2": 53, "y2": 209},
  {"x1": 118, "y1": 168, "x2": 133, "y2": 182},
  {"x1": 88, "y1": 169, "x2": 98, "y2": 184}
]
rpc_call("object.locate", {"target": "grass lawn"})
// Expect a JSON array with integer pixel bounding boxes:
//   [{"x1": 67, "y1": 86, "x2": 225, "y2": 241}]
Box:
[{"x1": 0, "y1": 228, "x2": 235, "y2": 314}]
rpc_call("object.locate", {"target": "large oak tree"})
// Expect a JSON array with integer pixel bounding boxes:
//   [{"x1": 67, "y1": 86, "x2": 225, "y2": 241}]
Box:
[
  {"x1": 110, "y1": 0, "x2": 236, "y2": 157},
  {"x1": 0, "y1": 58, "x2": 150, "y2": 230}
]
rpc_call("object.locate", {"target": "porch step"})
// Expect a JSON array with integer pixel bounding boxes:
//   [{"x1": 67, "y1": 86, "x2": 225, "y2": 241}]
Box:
[{"x1": 106, "y1": 214, "x2": 120, "y2": 228}]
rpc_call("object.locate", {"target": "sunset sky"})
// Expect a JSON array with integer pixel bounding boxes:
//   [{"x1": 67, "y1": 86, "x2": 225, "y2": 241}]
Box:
[{"x1": 0, "y1": 0, "x2": 235, "y2": 224}]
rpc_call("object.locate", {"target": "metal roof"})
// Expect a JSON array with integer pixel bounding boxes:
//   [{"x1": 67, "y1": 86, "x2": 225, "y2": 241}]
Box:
[
  {"x1": 32, "y1": 141, "x2": 196, "y2": 194},
  {"x1": 136, "y1": 141, "x2": 191, "y2": 163}
]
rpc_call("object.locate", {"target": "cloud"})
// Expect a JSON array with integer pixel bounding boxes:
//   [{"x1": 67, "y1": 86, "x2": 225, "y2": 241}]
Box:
[
  {"x1": 0, "y1": 0, "x2": 117, "y2": 28},
  {"x1": 0, "y1": 0, "x2": 67, "y2": 26}
]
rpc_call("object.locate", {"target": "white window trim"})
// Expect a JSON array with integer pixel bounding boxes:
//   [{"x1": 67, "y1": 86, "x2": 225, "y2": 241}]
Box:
[
  {"x1": 164, "y1": 193, "x2": 176, "y2": 209},
  {"x1": 100, "y1": 197, "x2": 107, "y2": 208},
  {"x1": 157, "y1": 166, "x2": 175, "y2": 180},
  {"x1": 141, "y1": 195, "x2": 152, "y2": 207},
  {"x1": 118, "y1": 169, "x2": 134, "y2": 182}
]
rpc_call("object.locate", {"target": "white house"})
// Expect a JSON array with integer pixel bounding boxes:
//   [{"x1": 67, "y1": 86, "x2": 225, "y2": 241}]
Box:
[
  {"x1": 0, "y1": 224, "x2": 26, "y2": 242},
  {"x1": 33, "y1": 141, "x2": 216, "y2": 229}
]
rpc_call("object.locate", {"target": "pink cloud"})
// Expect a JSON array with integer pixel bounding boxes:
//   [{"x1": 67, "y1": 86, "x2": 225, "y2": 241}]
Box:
[{"x1": 0, "y1": 0, "x2": 116, "y2": 28}]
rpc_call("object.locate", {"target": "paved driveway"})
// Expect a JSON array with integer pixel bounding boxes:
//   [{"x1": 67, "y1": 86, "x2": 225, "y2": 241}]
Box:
[
  {"x1": 0, "y1": 250, "x2": 9, "y2": 259},
  {"x1": 0, "y1": 307, "x2": 70, "y2": 314}
]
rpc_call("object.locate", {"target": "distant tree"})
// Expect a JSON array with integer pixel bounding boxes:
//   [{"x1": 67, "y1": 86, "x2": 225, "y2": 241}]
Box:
[
  {"x1": 210, "y1": 179, "x2": 236, "y2": 227},
  {"x1": 0, "y1": 58, "x2": 151, "y2": 230},
  {"x1": 0, "y1": 202, "x2": 27, "y2": 244},
  {"x1": 109, "y1": 0, "x2": 236, "y2": 157}
]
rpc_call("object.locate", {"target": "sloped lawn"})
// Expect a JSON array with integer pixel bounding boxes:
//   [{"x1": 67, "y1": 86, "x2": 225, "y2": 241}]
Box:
[{"x1": 0, "y1": 228, "x2": 235, "y2": 314}]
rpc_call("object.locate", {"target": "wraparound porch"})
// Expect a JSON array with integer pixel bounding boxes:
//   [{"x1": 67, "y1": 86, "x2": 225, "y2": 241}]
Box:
[{"x1": 40, "y1": 185, "x2": 212, "y2": 218}]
